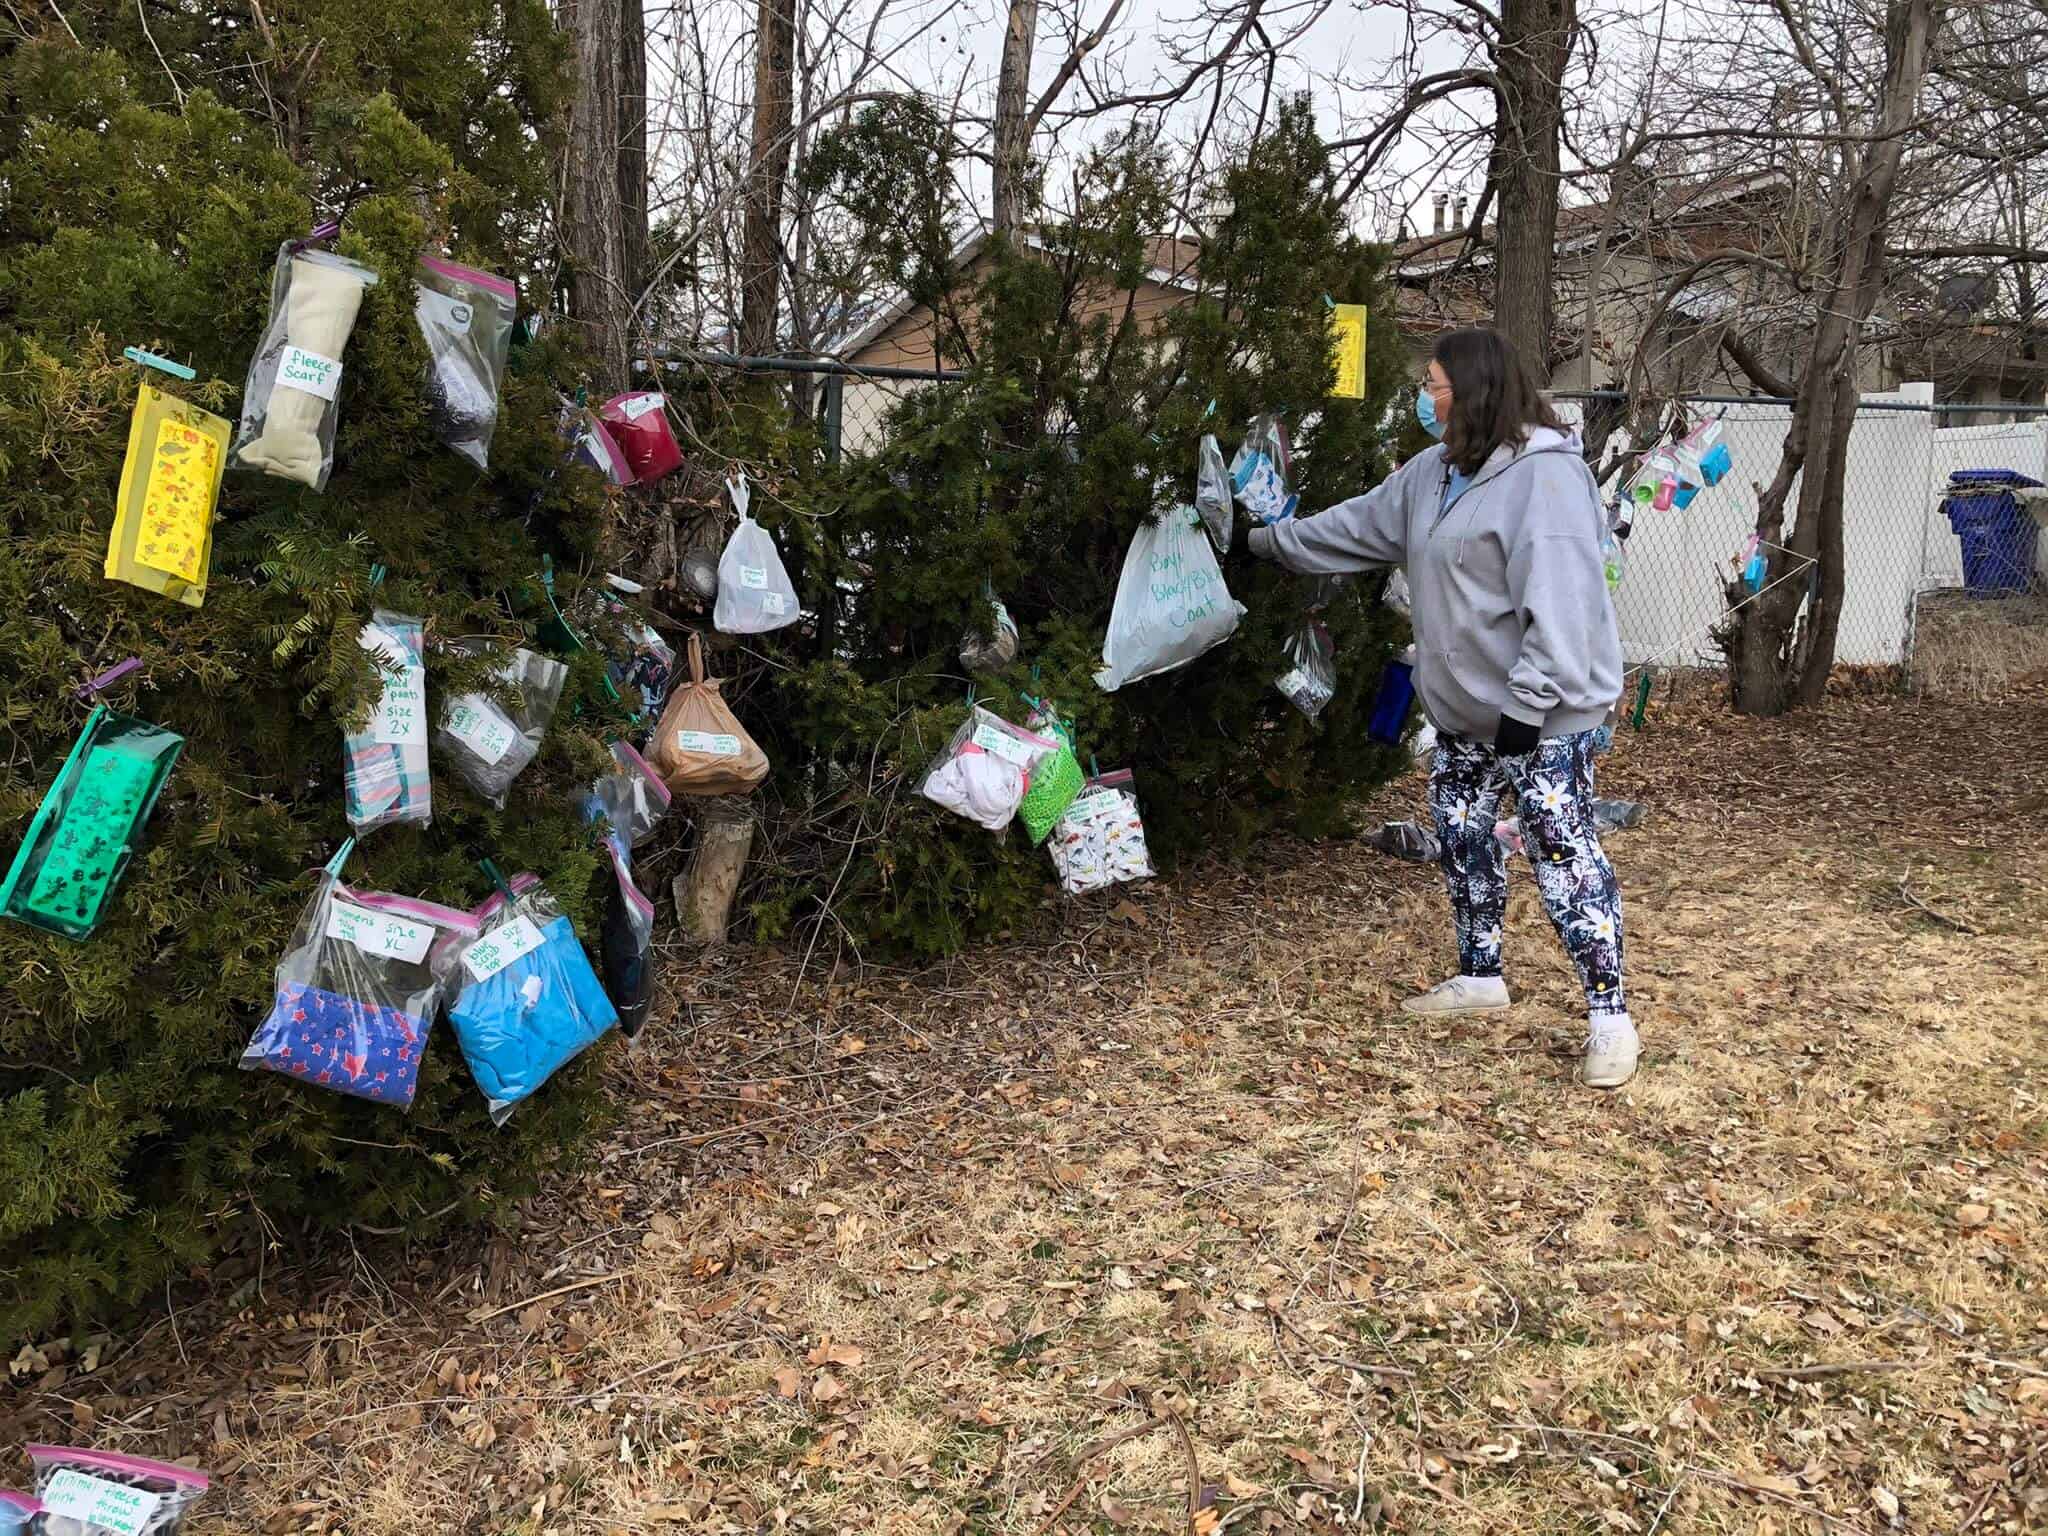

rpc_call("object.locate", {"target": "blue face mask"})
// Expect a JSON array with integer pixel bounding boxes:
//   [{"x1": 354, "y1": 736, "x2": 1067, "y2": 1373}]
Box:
[{"x1": 1415, "y1": 385, "x2": 1446, "y2": 440}]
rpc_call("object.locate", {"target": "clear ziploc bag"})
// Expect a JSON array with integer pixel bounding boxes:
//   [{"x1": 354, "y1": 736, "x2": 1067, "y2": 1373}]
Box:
[
  {"x1": 0, "y1": 704, "x2": 183, "y2": 941},
  {"x1": 0, "y1": 1489, "x2": 41, "y2": 1534},
  {"x1": 235, "y1": 244, "x2": 379, "y2": 491},
  {"x1": 559, "y1": 396, "x2": 633, "y2": 485},
  {"x1": 959, "y1": 589, "x2": 1020, "y2": 673},
  {"x1": 592, "y1": 587, "x2": 677, "y2": 717},
  {"x1": 345, "y1": 612, "x2": 432, "y2": 833},
  {"x1": 919, "y1": 705, "x2": 1056, "y2": 832},
  {"x1": 415, "y1": 255, "x2": 517, "y2": 469},
  {"x1": 449, "y1": 875, "x2": 618, "y2": 1124},
  {"x1": 585, "y1": 739, "x2": 671, "y2": 848},
  {"x1": 106, "y1": 383, "x2": 231, "y2": 608},
  {"x1": 239, "y1": 843, "x2": 476, "y2": 1109},
  {"x1": 1229, "y1": 414, "x2": 1298, "y2": 525},
  {"x1": 1095, "y1": 506, "x2": 1245, "y2": 692},
  {"x1": 1047, "y1": 769, "x2": 1155, "y2": 896},
  {"x1": 597, "y1": 830, "x2": 657, "y2": 1039},
  {"x1": 25, "y1": 1445, "x2": 209, "y2": 1536},
  {"x1": 1275, "y1": 621, "x2": 1337, "y2": 719},
  {"x1": 436, "y1": 646, "x2": 570, "y2": 810},
  {"x1": 713, "y1": 474, "x2": 800, "y2": 634},
  {"x1": 1194, "y1": 433, "x2": 1234, "y2": 551},
  {"x1": 599, "y1": 390, "x2": 684, "y2": 484}
]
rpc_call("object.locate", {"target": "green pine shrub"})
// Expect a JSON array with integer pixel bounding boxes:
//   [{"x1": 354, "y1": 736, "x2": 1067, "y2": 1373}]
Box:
[
  {"x1": 721, "y1": 100, "x2": 1416, "y2": 960},
  {"x1": 0, "y1": 12, "x2": 623, "y2": 1341}
]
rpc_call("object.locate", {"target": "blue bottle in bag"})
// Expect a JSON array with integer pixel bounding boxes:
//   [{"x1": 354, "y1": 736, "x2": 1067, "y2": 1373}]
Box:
[{"x1": 1367, "y1": 657, "x2": 1415, "y2": 744}]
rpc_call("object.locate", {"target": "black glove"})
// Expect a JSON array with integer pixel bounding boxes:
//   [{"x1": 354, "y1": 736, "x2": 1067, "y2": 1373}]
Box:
[{"x1": 1494, "y1": 713, "x2": 1542, "y2": 756}]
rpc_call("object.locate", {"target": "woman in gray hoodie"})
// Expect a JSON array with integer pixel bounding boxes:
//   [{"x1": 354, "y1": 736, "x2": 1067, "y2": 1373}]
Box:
[{"x1": 1247, "y1": 327, "x2": 1636, "y2": 1089}]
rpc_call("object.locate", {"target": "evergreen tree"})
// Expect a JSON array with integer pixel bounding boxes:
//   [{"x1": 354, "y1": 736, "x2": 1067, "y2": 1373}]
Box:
[
  {"x1": 736, "y1": 100, "x2": 1415, "y2": 957},
  {"x1": 0, "y1": 8, "x2": 621, "y2": 1339}
]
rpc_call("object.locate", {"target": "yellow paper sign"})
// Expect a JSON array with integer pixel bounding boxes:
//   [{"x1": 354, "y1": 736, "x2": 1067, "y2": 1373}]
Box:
[
  {"x1": 136, "y1": 417, "x2": 219, "y2": 582},
  {"x1": 1329, "y1": 303, "x2": 1368, "y2": 400}
]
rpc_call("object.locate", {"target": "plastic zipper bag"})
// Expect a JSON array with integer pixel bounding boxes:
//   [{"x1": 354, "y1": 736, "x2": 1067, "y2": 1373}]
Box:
[
  {"x1": 1229, "y1": 414, "x2": 1298, "y2": 525},
  {"x1": 0, "y1": 1489, "x2": 43, "y2": 1534},
  {"x1": 105, "y1": 382, "x2": 231, "y2": 608},
  {"x1": 239, "y1": 843, "x2": 476, "y2": 1109},
  {"x1": 436, "y1": 646, "x2": 569, "y2": 810},
  {"x1": 1194, "y1": 433, "x2": 1234, "y2": 552},
  {"x1": 235, "y1": 244, "x2": 379, "y2": 491},
  {"x1": 415, "y1": 255, "x2": 517, "y2": 469},
  {"x1": 919, "y1": 705, "x2": 1056, "y2": 832},
  {"x1": 646, "y1": 634, "x2": 772, "y2": 796},
  {"x1": 959, "y1": 590, "x2": 1020, "y2": 673},
  {"x1": 592, "y1": 586, "x2": 677, "y2": 718},
  {"x1": 1095, "y1": 506, "x2": 1245, "y2": 692},
  {"x1": 0, "y1": 704, "x2": 182, "y2": 941},
  {"x1": 597, "y1": 830, "x2": 657, "y2": 1039},
  {"x1": 599, "y1": 390, "x2": 685, "y2": 484},
  {"x1": 449, "y1": 875, "x2": 618, "y2": 1124},
  {"x1": 585, "y1": 739, "x2": 672, "y2": 848},
  {"x1": 25, "y1": 1445, "x2": 208, "y2": 1535},
  {"x1": 1275, "y1": 621, "x2": 1337, "y2": 719},
  {"x1": 1047, "y1": 769, "x2": 1155, "y2": 895},
  {"x1": 344, "y1": 612, "x2": 432, "y2": 833},
  {"x1": 559, "y1": 396, "x2": 633, "y2": 485},
  {"x1": 713, "y1": 474, "x2": 800, "y2": 634}
]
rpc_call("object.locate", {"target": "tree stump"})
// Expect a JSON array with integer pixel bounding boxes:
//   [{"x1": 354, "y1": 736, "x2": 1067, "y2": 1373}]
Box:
[{"x1": 674, "y1": 795, "x2": 756, "y2": 945}]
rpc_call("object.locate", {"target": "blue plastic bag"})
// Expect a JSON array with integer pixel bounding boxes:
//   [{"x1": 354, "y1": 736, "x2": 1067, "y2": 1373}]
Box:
[
  {"x1": 1367, "y1": 657, "x2": 1415, "y2": 744},
  {"x1": 449, "y1": 875, "x2": 617, "y2": 1123}
]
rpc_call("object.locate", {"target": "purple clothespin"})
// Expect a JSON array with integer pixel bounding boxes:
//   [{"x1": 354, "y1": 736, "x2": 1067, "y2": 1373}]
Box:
[{"x1": 76, "y1": 657, "x2": 142, "y2": 701}]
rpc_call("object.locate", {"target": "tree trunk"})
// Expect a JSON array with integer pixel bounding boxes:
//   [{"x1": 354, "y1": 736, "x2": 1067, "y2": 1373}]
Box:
[
  {"x1": 562, "y1": 0, "x2": 633, "y2": 388},
  {"x1": 675, "y1": 799, "x2": 757, "y2": 944},
  {"x1": 618, "y1": 0, "x2": 649, "y2": 335},
  {"x1": 991, "y1": 0, "x2": 1040, "y2": 238},
  {"x1": 1489, "y1": 0, "x2": 1575, "y2": 371},
  {"x1": 739, "y1": 0, "x2": 796, "y2": 359},
  {"x1": 1728, "y1": 0, "x2": 1944, "y2": 715}
]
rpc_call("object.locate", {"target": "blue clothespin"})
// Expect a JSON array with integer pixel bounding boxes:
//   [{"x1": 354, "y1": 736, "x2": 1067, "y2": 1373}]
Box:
[
  {"x1": 122, "y1": 347, "x2": 195, "y2": 382},
  {"x1": 1322, "y1": 294, "x2": 1335, "y2": 309},
  {"x1": 368, "y1": 563, "x2": 386, "y2": 588},
  {"x1": 324, "y1": 839, "x2": 356, "y2": 878}
]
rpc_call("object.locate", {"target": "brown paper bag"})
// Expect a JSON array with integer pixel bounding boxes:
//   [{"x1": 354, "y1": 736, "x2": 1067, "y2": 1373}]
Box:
[{"x1": 647, "y1": 634, "x2": 770, "y2": 796}]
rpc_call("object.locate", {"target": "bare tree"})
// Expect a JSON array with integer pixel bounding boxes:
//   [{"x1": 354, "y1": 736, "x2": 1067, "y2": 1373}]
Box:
[
  {"x1": 1488, "y1": 0, "x2": 1576, "y2": 361},
  {"x1": 991, "y1": 0, "x2": 1041, "y2": 236},
  {"x1": 562, "y1": 0, "x2": 642, "y2": 387}
]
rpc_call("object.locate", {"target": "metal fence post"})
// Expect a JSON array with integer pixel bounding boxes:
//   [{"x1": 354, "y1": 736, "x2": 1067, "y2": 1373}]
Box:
[{"x1": 822, "y1": 372, "x2": 844, "y2": 465}]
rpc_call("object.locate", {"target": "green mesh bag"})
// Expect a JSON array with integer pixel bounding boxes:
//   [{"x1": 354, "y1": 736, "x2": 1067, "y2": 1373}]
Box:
[{"x1": 1017, "y1": 702, "x2": 1085, "y2": 845}]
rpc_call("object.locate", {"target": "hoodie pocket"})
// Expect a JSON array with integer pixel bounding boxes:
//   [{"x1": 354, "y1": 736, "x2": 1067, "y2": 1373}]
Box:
[{"x1": 1415, "y1": 648, "x2": 1501, "y2": 740}]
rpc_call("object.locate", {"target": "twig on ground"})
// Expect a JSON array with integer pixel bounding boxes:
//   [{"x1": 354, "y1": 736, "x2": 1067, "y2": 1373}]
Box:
[
  {"x1": 466, "y1": 1272, "x2": 620, "y2": 1324},
  {"x1": 1750, "y1": 1358, "x2": 1917, "y2": 1382},
  {"x1": 1273, "y1": 1309, "x2": 1415, "y2": 1378},
  {"x1": 1166, "y1": 1403, "x2": 1202, "y2": 1531},
  {"x1": 1029, "y1": 1415, "x2": 1172, "y2": 1536},
  {"x1": 1895, "y1": 878, "x2": 1975, "y2": 932}
]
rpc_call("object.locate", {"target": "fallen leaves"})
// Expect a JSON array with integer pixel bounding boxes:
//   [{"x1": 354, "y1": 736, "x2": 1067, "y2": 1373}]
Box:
[
  {"x1": 806, "y1": 1339, "x2": 865, "y2": 1368},
  {"x1": 1955, "y1": 1203, "x2": 1992, "y2": 1228}
]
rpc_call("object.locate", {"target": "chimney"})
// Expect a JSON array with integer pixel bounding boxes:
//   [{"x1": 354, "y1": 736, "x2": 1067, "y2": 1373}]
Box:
[
  {"x1": 1432, "y1": 192, "x2": 1448, "y2": 234},
  {"x1": 1454, "y1": 194, "x2": 1469, "y2": 229}
]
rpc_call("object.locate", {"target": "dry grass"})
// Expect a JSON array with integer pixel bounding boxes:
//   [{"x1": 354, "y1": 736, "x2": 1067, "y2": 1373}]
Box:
[
  {"x1": 6, "y1": 682, "x2": 2046, "y2": 1536},
  {"x1": 1912, "y1": 589, "x2": 2048, "y2": 699}
]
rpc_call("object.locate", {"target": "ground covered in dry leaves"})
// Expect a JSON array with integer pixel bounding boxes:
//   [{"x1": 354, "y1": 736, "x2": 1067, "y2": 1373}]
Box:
[{"x1": 6, "y1": 680, "x2": 2046, "y2": 1536}]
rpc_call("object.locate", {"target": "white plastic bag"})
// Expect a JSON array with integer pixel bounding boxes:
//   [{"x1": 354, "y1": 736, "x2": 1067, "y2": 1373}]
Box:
[
  {"x1": 1095, "y1": 506, "x2": 1244, "y2": 692},
  {"x1": 713, "y1": 473, "x2": 800, "y2": 634}
]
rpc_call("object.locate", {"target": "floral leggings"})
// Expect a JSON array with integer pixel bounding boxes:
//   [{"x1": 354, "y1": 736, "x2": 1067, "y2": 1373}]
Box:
[{"x1": 1428, "y1": 730, "x2": 1627, "y2": 1017}]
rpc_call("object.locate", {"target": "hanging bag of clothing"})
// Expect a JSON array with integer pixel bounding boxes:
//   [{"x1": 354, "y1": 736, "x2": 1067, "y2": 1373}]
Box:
[
  {"x1": 646, "y1": 634, "x2": 771, "y2": 795},
  {"x1": 713, "y1": 473, "x2": 800, "y2": 634}
]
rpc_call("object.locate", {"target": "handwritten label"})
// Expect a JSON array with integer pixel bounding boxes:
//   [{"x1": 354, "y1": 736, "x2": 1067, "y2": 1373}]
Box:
[
  {"x1": 676, "y1": 729, "x2": 742, "y2": 757},
  {"x1": 971, "y1": 722, "x2": 1038, "y2": 768},
  {"x1": 325, "y1": 898, "x2": 435, "y2": 964},
  {"x1": 359, "y1": 625, "x2": 426, "y2": 747},
  {"x1": 278, "y1": 344, "x2": 342, "y2": 402},
  {"x1": 1146, "y1": 536, "x2": 1226, "y2": 632},
  {"x1": 445, "y1": 697, "x2": 516, "y2": 765},
  {"x1": 760, "y1": 592, "x2": 788, "y2": 615},
  {"x1": 464, "y1": 913, "x2": 546, "y2": 981},
  {"x1": 621, "y1": 393, "x2": 664, "y2": 420},
  {"x1": 39, "y1": 1469, "x2": 164, "y2": 1536},
  {"x1": 1065, "y1": 789, "x2": 1124, "y2": 826},
  {"x1": 739, "y1": 565, "x2": 769, "y2": 590}
]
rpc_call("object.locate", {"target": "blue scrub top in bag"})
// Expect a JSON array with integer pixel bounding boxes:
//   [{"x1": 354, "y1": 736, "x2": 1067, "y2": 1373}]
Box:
[{"x1": 449, "y1": 914, "x2": 617, "y2": 1110}]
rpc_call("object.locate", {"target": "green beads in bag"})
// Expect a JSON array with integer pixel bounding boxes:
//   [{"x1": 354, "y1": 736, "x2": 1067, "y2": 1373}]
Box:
[
  {"x1": 1016, "y1": 702, "x2": 1085, "y2": 846},
  {"x1": 0, "y1": 705, "x2": 183, "y2": 939}
]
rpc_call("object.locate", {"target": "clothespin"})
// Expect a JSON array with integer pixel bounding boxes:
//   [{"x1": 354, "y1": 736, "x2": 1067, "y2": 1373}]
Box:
[
  {"x1": 324, "y1": 838, "x2": 356, "y2": 878},
  {"x1": 542, "y1": 553, "x2": 556, "y2": 601},
  {"x1": 1322, "y1": 294, "x2": 1336, "y2": 309},
  {"x1": 307, "y1": 218, "x2": 341, "y2": 241},
  {"x1": 479, "y1": 859, "x2": 515, "y2": 901},
  {"x1": 1203, "y1": 400, "x2": 1216, "y2": 420},
  {"x1": 1089, "y1": 754, "x2": 1100, "y2": 779},
  {"x1": 121, "y1": 347, "x2": 196, "y2": 382},
  {"x1": 75, "y1": 657, "x2": 141, "y2": 701},
  {"x1": 1629, "y1": 668, "x2": 1654, "y2": 730},
  {"x1": 368, "y1": 563, "x2": 386, "y2": 588},
  {"x1": 965, "y1": 683, "x2": 976, "y2": 708}
]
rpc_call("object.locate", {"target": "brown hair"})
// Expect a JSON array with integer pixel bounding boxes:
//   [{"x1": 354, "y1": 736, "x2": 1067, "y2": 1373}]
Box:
[{"x1": 1432, "y1": 327, "x2": 1566, "y2": 476}]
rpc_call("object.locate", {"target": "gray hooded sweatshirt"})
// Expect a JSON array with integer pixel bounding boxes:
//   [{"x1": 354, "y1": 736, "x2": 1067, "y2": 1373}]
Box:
[{"x1": 1249, "y1": 427, "x2": 1621, "y2": 743}]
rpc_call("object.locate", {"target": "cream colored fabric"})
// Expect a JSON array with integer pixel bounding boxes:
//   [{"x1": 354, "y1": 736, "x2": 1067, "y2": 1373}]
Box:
[{"x1": 238, "y1": 256, "x2": 369, "y2": 486}]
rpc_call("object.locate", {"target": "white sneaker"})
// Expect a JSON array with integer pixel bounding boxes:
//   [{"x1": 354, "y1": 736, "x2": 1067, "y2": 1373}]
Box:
[
  {"x1": 1581, "y1": 1015, "x2": 1640, "y2": 1089},
  {"x1": 1400, "y1": 975, "x2": 1512, "y2": 1017}
]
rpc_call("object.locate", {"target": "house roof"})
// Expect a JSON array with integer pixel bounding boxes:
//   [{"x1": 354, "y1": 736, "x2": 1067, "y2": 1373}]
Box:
[{"x1": 832, "y1": 226, "x2": 1205, "y2": 358}]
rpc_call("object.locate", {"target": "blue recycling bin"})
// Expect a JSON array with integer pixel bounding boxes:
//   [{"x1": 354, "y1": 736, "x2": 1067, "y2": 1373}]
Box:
[{"x1": 1941, "y1": 470, "x2": 2041, "y2": 594}]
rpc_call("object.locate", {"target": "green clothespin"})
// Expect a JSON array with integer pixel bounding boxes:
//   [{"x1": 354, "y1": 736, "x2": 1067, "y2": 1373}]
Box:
[
  {"x1": 324, "y1": 838, "x2": 356, "y2": 878},
  {"x1": 965, "y1": 683, "x2": 976, "y2": 709},
  {"x1": 123, "y1": 346, "x2": 196, "y2": 382},
  {"x1": 1089, "y1": 754, "x2": 1100, "y2": 779},
  {"x1": 368, "y1": 563, "x2": 386, "y2": 589},
  {"x1": 1629, "y1": 667, "x2": 1653, "y2": 730},
  {"x1": 479, "y1": 859, "x2": 514, "y2": 901},
  {"x1": 1322, "y1": 294, "x2": 1336, "y2": 309}
]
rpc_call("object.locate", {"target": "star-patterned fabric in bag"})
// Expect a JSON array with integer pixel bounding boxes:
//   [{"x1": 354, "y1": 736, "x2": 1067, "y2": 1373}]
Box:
[{"x1": 243, "y1": 982, "x2": 429, "y2": 1108}]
